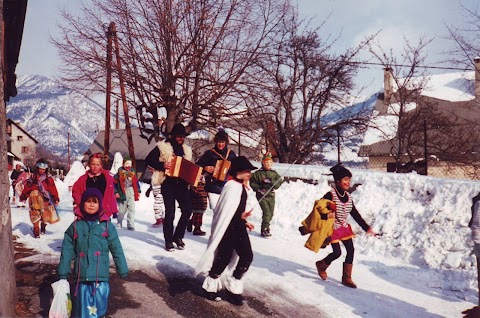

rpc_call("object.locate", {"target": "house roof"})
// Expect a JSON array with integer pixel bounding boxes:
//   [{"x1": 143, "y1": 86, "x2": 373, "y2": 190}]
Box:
[
  {"x1": 85, "y1": 128, "x2": 156, "y2": 160},
  {"x1": 6, "y1": 118, "x2": 39, "y2": 143}
]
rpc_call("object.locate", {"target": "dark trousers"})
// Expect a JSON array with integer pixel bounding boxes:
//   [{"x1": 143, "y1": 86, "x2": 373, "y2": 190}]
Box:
[
  {"x1": 161, "y1": 178, "x2": 192, "y2": 243},
  {"x1": 210, "y1": 227, "x2": 253, "y2": 279},
  {"x1": 324, "y1": 238, "x2": 355, "y2": 265}
]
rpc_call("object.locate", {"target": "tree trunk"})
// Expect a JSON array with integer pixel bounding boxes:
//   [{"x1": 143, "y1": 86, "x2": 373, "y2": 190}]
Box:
[{"x1": 0, "y1": 0, "x2": 17, "y2": 314}]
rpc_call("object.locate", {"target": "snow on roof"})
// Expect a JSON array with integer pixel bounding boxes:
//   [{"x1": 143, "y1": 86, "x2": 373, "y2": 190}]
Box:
[
  {"x1": 400, "y1": 71, "x2": 475, "y2": 102},
  {"x1": 361, "y1": 112, "x2": 398, "y2": 146}
]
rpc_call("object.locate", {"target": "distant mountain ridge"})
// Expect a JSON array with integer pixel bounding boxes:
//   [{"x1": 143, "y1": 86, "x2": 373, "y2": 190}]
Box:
[{"x1": 7, "y1": 75, "x2": 107, "y2": 157}]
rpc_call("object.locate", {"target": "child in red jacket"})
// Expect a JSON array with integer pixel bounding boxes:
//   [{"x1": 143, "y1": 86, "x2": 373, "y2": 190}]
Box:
[{"x1": 21, "y1": 158, "x2": 59, "y2": 238}]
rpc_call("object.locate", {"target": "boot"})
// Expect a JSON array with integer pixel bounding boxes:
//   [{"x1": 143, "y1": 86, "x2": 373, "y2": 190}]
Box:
[
  {"x1": 193, "y1": 226, "x2": 206, "y2": 236},
  {"x1": 40, "y1": 223, "x2": 47, "y2": 235},
  {"x1": 187, "y1": 220, "x2": 193, "y2": 232},
  {"x1": 341, "y1": 262, "x2": 357, "y2": 288},
  {"x1": 33, "y1": 222, "x2": 40, "y2": 238},
  {"x1": 315, "y1": 259, "x2": 329, "y2": 280},
  {"x1": 152, "y1": 218, "x2": 163, "y2": 228}
]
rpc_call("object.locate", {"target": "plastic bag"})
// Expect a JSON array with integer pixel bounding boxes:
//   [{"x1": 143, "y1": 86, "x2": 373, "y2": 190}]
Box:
[{"x1": 49, "y1": 279, "x2": 72, "y2": 318}]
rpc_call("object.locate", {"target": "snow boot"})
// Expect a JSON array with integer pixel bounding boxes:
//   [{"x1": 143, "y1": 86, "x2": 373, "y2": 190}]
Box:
[
  {"x1": 261, "y1": 228, "x2": 269, "y2": 237},
  {"x1": 152, "y1": 218, "x2": 163, "y2": 228},
  {"x1": 33, "y1": 222, "x2": 40, "y2": 238},
  {"x1": 341, "y1": 263, "x2": 357, "y2": 288},
  {"x1": 315, "y1": 259, "x2": 329, "y2": 280},
  {"x1": 193, "y1": 226, "x2": 206, "y2": 236},
  {"x1": 40, "y1": 223, "x2": 47, "y2": 235}
]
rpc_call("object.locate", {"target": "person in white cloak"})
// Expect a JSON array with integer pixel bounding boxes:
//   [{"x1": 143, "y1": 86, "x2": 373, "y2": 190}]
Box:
[
  {"x1": 195, "y1": 156, "x2": 260, "y2": 305},
  {"x1": 110, "y1": 152, "x2": 124, "y2": 176}
]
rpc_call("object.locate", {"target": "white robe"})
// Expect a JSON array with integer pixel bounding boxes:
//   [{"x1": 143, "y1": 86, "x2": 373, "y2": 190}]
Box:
[{"x1": 195, "y1": 179, "x2": 260, "y2": 278}]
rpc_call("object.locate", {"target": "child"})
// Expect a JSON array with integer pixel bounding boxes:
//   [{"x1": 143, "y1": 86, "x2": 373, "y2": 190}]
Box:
[
  {"x1": 315, "y1": 163, "x2": 376, "y2": 288},
  {"x1": 250, "y1": 152, "x2": 283, "y2": 237},
  {"x1": 114, "y1": 157, "x2": 141, "y2": 230},
  {"x1": 195, "y1": 156, "x2": 258, "y2": 306},
  {"x1": 188, "y1": 178, "x2": 209, "y2": 236},
  {"x1": 58, "y1": 188, "x2": 128, "y2": 317},
  {"x1": 72, "y1": 153, "x2": 118, "y2": 218},
  {"x1": 21, "y1": 159, "x2": 60, "y2": 238}
]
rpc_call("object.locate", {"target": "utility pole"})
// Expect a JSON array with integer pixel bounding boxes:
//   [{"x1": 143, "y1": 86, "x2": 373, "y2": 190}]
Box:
[
  {"x1": 67, "y1": 130, "x2": 70, "y2": 171},
  {"x1": 115, "y1": 99, "x2": 120, "y2": 129},
  {"x1": 112, "y1": 22, "x2": 136, "y2": 168},
  {"x1": 104, "y1": 22, "x2": 114, "y2": 162}
]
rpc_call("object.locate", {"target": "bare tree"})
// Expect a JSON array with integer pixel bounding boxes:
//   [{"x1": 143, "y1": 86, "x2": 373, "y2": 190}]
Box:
[
  {"x1": 243, "y1": 12, "x2": 375, "y2": 164},
  {"x1": 52, "y1": 0, "x2": 290, "y2": 141},
  {"x1": 0, "y1": 0, "x2": 16, "y2": 314}
]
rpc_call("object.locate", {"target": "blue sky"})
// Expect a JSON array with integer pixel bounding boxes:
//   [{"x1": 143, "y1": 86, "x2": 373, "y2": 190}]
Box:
[{"x1": 17, "y1": 0, "x2": 477, "y2": 96}]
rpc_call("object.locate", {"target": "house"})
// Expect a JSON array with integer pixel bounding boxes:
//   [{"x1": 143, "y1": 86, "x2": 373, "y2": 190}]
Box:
[
  {"x1": 6, "y1": 118, "x2": 38, "y2": 167},
  {"x1": 358, "y1": 59, "x2": 480, "y2": 180}
]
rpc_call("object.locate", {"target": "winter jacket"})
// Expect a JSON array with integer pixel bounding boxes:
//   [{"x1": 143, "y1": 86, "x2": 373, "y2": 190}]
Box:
[
  {"x1": 58, "y1": 217, "x2": 128, "y2": 283},
  {"x1": 114, "y1": 167, "x2": 141, "y2": 202},
  {"x1": 196, "y1": 147, "x2": 237, "y2": 194},
  {"x1": 72, "y1": 169, "x2": 118, "y2": 217},
  {"x1": 301, "y1": 199, "x2": 335, "y2": 253},
  {"x1": 250, "y1": 168, "x2": 283, "y2": 199},
  {"x1": 21, "y1": 173, "x2": 59, "y2": 203},
  {"x1": 145, "y1": 139, "x2": 193, "y2": 186}
]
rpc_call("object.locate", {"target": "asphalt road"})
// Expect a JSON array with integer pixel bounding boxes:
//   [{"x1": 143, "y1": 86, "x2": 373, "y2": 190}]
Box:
[{"x1": 14, "y1": 242, "x2": 324, "y2": 318}]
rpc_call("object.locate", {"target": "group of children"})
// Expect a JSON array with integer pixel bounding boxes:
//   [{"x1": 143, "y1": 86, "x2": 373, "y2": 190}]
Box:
[{"x1": 15, "y1": 145, "x2": 379, "y2": 315}]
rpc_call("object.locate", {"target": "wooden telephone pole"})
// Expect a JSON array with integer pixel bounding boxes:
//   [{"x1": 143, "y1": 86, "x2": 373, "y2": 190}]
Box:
[{"x1": 104, "y1": 22, "x2": 136, "y2": 168}]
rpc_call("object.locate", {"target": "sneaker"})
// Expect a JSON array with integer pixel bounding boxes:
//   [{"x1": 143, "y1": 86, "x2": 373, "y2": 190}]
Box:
[
  {"x1": 266, "y1": 228, "x2": 272, "y2": 237},
  {"x1": 174, "y1": 238, "x2": 185, "y2": 250},
  {"x1": 165, "y1": 242, "x2": 175, "y2": 252},
  {"x1": 261, "y1": 228, "x2": 269, "y2": 237}
]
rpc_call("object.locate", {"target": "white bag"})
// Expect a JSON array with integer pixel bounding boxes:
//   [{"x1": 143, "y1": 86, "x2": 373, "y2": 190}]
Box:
[{"x1": 49, "y1": 279, "x2": 72, "y2": 318}]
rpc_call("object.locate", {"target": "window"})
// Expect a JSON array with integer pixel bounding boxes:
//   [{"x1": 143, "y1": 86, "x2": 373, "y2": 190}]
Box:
[
  {"x1": 17, "y1": 136, "x2": 23, "y2": 141},
  {"x1": 21, "y1": 146, "x2": 29, "y2": 154}
]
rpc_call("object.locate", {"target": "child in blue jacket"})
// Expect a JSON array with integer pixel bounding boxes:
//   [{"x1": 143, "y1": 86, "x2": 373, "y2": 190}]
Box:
[{"x1": 58, "y1": 188, "x2": 128, "y2": 318}]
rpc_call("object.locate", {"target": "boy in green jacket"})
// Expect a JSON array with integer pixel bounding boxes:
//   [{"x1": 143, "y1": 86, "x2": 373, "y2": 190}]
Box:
[
  {"x1": 58, "y1": 188, "x2": 128, "y2": 317},
  {"x1": 250, "y1": 152, "x2": 283, "y2": 237}
]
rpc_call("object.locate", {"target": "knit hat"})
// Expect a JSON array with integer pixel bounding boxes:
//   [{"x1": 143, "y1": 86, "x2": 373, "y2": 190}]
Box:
[
  {"x1": 80, "y1": 188, "x2": 103, "y2": 217},
  {"x1": 229, "y1": 156, "x2": 257, "y2": 176},
  {"x1": 262, "y1": 152, "x2": 273, "y2": 163},
  {"x1": 214, "y1": 129, "x2": 229, "y2": 144},
  {"x1": 169, "y1": 123, "x2": 188, "y2": 137},
  {"x1": 35, "y1": 158, "x2": 49, "y2": 169},
  {"x1": 330, "y1": 163, "x2": 352, "y2": 181}
]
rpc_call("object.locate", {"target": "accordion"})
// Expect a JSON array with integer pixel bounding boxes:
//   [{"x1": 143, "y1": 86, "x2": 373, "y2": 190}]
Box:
[
  {"x1": 212, "y1": 159, "x2": 231, "y2": 181},
  {"x1": 165, "y1": 156, "x2": 203, "y2": 187}
]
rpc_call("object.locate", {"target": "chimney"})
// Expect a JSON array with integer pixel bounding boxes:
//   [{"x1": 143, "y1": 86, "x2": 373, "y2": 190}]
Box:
[
  {"x1": 475, "y1": 57, "x2": 480, "y2": 99},
  {"x1": 384, "y1": 67, "x2": 394, "y2": 104}
]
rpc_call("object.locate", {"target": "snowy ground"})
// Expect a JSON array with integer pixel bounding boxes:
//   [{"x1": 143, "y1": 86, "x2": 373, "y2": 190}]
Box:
[{"x1": 10, "y1": 162, "x2": 480, "y2": 317}]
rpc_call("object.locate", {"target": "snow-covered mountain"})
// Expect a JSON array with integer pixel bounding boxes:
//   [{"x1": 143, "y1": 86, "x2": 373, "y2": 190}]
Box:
[{"x1": 6, "y1": 75, "x2": 107, "y2": 157}]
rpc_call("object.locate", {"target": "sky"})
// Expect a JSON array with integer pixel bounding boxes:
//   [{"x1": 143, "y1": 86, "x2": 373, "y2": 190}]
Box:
[
  {"x1": 16, "y1": 0, "x2": 479, "y2": 97},
  {"x1": 9, "y1": 160, "x2": 480, "y2": 317}
]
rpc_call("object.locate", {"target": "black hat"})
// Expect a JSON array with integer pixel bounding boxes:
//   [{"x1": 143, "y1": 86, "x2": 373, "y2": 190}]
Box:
[
  {"x1": 214, "y1": 130, "x2": 229, "y2": 143},
  {"x1": 330, "y1": 163, "x2": 352, "y2": 181},
  {"x1": 169, "y1": 123, "x2": 188, "y2": 137},
  {"x1": 229, "y1": 156, "x2": 256, "y2": 176}
]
